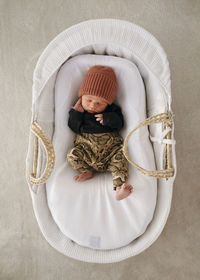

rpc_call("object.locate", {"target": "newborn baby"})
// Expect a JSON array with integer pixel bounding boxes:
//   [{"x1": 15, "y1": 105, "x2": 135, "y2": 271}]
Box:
[{"x1": 66, "y1": 65, "x2": 133, "y2": 200}]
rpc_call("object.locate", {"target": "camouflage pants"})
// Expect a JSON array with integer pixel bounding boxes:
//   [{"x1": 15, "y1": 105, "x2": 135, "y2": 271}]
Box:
[{"x1": 66, "y1": 132, "x2": 129, "y2": 190}]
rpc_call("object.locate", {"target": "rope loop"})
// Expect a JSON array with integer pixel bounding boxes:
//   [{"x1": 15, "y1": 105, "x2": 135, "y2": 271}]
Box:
[
  {"x1": 29, "y1": 121, "x2": 55, "y2": 185},
  {"x1": 123, "y1": 112, "x2": 174, "y2": 179}
]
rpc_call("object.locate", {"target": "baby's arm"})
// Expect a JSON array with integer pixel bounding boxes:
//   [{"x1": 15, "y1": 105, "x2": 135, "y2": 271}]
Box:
[
  {"x1": 96, "y1": 104, "x2": 124, "y2": 130},
  {"x1": 68, "y1": 98, "x2": 84, "y2": 133},
  {"x1": 103, "y1": 112, "x2": 123, "y2": 130}
]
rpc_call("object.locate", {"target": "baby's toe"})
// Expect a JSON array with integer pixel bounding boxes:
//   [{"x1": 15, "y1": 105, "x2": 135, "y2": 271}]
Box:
[
  {"x1": 122, "y1": 183, "x2": 128, "y2": 189},
  {"x1": 74, "y1": 175, "x2": 80, "y2": 181},
  {"x1": 124, "y1": 184, "x2": 134, "y2": 192}
]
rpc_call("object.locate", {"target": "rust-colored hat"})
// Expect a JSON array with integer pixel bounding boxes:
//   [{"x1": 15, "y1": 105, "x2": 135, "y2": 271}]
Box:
[{"x1": 78, "y1": 65, "x2": 117, "y2": 104}]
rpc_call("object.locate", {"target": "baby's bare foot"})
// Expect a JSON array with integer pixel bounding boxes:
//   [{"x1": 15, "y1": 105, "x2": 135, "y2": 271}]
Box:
[
  {"x1": 74, "y1": 170, "x2": 93, "y2": 182},
  {"x1": 115, "y1": 183, "x2": 133, "y2": 201}
]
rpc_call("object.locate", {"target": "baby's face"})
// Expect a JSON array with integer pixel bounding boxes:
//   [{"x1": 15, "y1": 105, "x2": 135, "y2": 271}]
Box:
[{"x1": 81, "y1": 95, "x2": 108, "y2": 113}]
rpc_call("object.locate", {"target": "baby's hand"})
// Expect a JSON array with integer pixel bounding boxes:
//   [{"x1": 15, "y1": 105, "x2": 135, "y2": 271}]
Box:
[
  {"x1": 72, "y1": 98, "x2": 84, "y2": 112},
  {"x1": 95, "y1": 114, "x2": 103, "y2": 125}
]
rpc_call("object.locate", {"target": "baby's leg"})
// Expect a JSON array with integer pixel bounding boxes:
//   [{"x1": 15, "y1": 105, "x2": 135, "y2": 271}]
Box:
[
  {"x1": 107, "y1": 149, "x2": 133, "y2": 200},
  {"x1": 66, "y1": 146, "x2": 93, "y2": 182}
]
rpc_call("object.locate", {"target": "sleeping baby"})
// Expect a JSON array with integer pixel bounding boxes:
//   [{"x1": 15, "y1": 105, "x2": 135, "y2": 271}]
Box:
[{"x1": 66, "y1": 65, "x2": 133, "y2": 200}]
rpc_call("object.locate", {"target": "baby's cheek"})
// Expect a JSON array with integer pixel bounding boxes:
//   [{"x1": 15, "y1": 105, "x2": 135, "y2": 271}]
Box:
[{"x1": 99, "y1": 105, "x2": 107, "y2": 111}]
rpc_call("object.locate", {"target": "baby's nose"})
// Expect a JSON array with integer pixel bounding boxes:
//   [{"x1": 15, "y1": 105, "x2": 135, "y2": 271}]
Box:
[{"x1": 91, "y1": 102, "x2": 98, "y2": 107}]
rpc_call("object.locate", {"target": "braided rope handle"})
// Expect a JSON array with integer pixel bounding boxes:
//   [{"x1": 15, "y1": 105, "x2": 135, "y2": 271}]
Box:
[
  {"x1": 29, "y1": 121, "x2": 55, "y2": 185},
  {"x1": 123, "y1": 112, "x2": 174, "y2": 179}
]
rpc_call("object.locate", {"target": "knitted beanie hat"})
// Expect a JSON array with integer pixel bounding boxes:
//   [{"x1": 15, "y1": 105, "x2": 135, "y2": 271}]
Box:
[{"x1": 78, "y1": 65, "x2": 117, "y2": 104}]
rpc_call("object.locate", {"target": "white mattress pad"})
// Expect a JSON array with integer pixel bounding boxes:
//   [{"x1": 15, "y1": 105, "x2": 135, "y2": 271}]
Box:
[{"x1": 46, "y1": 54, "x2": 157, "y2": 250}]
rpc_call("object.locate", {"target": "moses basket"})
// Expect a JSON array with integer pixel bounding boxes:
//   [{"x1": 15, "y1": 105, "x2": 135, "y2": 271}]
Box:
[{"x1": 26, "y1": 19, "x2": 176, "y2": 263}]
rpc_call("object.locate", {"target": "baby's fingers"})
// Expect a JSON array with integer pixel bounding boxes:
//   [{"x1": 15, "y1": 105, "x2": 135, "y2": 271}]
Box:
[
  {"x1": 95, "y1": 117, "x2": 103, "y2": 125},
  {"x1": 95, "y1": 114, "x2": 104, "y2": 124}
]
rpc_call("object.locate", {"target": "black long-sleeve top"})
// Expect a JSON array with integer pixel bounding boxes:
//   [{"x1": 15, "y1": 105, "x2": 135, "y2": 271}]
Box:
[{"x1": 68, "y1": 103, "x2": 124, "y2": 134}]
